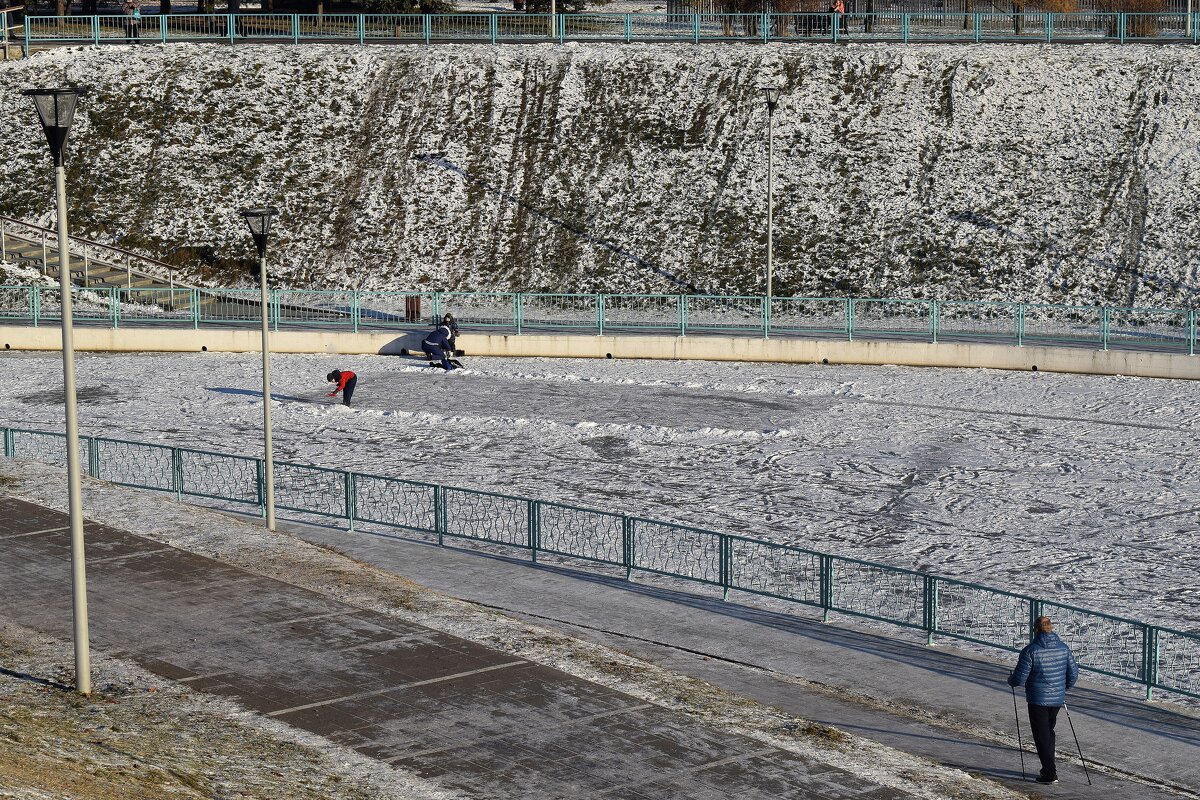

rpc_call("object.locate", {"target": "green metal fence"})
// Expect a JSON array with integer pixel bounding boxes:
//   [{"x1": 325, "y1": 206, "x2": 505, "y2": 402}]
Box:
[
  {"x1": 3, "y1": 423, "x2": 1197, "y2": 703},
  {"x1": 20, "y1": 11, "x2": 1200, "y2": 50},
  {"x1": 2, "y1": 285, "x2": 1196, "y2": 355}
]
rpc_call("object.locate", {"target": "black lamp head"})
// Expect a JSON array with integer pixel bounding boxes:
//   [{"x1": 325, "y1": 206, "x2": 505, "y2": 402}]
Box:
[
  {"x1": 239, "y1": 207, "x2": 278, "y2": 258},
  {"x1": 23, "y1": 87, "x2": 90, "y2": 166},
  {"x1": 763, "y1": 86, "x2": 782, "y2": 112}
]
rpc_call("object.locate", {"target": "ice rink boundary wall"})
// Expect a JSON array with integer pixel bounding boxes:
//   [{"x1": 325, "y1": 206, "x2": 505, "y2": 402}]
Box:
[{"x1": 5, "y1": 325, "x2": 1200, "y2": 380}]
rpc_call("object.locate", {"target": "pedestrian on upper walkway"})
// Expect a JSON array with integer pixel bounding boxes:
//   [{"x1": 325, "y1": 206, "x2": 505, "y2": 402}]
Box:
[
  {"x1": 1007, "y1": 615, "x2": 1079, "y2": 785},
  {"x1": 326, "y1": 369, "x2": 357, "y2": 406}
]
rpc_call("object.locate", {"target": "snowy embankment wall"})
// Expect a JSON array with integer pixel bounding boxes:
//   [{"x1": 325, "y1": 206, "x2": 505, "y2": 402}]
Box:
[{"x1": 1, "y1": 43, "x2": 1198, "y2": 305}]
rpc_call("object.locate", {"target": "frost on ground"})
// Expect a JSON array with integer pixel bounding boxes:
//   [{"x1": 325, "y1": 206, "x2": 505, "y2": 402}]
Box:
[
  {"x1": 1, "y1": 43, "x2": 1199, "y2": 305},
  {"x1": 1, "y1": 349, "x2": 1197, "y2": 634},
  {"x1": 0, "y1": 460, "x2": 1024, "y2": 800},
  {"x1": 0, "y1": 622, "x2": 457, "y2": 800}
]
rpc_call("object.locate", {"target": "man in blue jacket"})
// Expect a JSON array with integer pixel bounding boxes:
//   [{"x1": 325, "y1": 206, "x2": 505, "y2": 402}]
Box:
[
  {"x1": 1008, "y1": 616, "x2": 1080, "y2": 784},
  {"x1": 422, "y1": 323, "x2": 456, "y2": 371}
]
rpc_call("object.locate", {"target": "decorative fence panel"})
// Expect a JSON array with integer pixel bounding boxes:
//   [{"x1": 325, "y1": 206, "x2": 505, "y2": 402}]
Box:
[
  {"x1": 630, "y1": 518, "x2": 723, "y2": 584},
  {"x1": 537, "y1": 501, "x2": 626, "y2": 565},
  {"x1": 3, "y1": 422, "x2": 1198, "y2": 703},
  {"x1": 352, "y1": 474, "x2": 438, "y2": 533},
  {"x1": 92, "y1": 437, "x2": 175, "y2": 493}
]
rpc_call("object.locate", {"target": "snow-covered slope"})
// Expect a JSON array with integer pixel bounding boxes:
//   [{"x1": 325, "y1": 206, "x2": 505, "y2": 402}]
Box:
[{"x1": 2, "y1": 42, "x2": 1199, "y2": 304}]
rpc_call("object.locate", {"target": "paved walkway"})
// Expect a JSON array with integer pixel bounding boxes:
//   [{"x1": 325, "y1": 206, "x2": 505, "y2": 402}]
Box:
[
  {"x1": 0, "y1": 495, "x2": 919, "y2": 800},
  {"x1": 276, "y1": 517, "x2": 1200, "y2": 800}
]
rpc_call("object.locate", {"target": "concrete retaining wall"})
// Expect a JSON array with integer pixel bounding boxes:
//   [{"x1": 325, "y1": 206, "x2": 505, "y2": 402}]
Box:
[{"x1": 3, "y1": 326, "x2": 1198, "y2": 381}]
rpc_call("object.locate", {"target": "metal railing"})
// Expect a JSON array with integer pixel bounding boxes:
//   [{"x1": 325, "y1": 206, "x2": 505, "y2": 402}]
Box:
[
  {"x1": 1, "y1": 216, "x2": 187, "y2": 291},
  {"x1": 19, "y1": 11, "x2": 1200, "y2": 50},
  {"x1": 2, "y1": 423, "x2": 1197, "y2": 703},
  {"x1": 1, "y1": 284, "x2": 1198, "y2": 356}
]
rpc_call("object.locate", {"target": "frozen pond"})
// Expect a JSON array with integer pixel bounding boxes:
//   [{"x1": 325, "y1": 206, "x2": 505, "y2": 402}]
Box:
[{"x1": 2, "y1": 350, "x2": 1197, "y2": 632}]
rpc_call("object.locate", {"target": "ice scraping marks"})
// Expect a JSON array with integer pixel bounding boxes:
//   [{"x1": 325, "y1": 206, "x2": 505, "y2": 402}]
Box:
[{"x1": 413, "y1": 152, "x2": 703, "y2": 294}]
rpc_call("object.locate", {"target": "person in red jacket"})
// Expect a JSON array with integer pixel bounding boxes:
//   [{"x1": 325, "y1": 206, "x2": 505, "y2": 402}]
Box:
[{"x1": 326, "y1": 370, "x2": 357, "y2": 406}]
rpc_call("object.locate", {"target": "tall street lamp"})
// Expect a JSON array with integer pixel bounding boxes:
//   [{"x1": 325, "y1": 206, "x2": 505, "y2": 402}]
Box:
[
  {"x1": 23, "y1": 86, "x2": 92, "y2": 696},
  {"x1": 763, "y1": 86, "x2": 781, "y2": 310},
  {"x1": 240, "y1": 207, "x2": 278, "y2": 531}
]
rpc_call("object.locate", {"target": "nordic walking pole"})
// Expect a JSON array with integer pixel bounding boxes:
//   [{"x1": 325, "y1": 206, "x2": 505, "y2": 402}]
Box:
[
  {"x1": 1012, "y1": 686, "x2": 1026, "y2": 781},
  {"x1": 1063, "y1": 704, "x2": 1092, "y2": 786}
]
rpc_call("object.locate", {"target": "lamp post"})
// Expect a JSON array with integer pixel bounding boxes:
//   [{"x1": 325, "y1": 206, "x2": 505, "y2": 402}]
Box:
[
  {"x1": 23, "y1": 86, "x2": 92, "y2": 696},
  {"x1": 240, "y1": 207, "x2": 278, "y2": 531},
  {"x1": 763, "y1": 86, "x2": 781, "y2": 309}
]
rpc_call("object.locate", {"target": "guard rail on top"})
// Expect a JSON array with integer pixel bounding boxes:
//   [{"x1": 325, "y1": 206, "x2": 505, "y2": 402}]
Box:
[
  {"x1": 1, "y1": 5, "x2": 22, "y2": 59},
  {"x1": 1, "y1": 284, "x2": 1199, "y2": 356},
  {"x1": 2, "y1": 424, "x2": 1196, "y2": 703},
  {"x1": 0, "y1": 215, "x2": 188, "y2": 292},
  {"x1": 19, "y1": 11, "x2": 1200, "y2": 50}
]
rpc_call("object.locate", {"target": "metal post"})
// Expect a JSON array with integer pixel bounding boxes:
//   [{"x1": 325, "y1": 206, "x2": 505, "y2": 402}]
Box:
[
  {"x1": 1101, "y1": 306, "x2": 1109, "y2": 351},
  {"x1": 1, "y1": 219, "x2": 6, "y2": 263},
  {"x1": 42, "y1": 231, "x2": 47, "y2": 275},
  {"x1": 528, "y1": 499, "x2": 538, "y2": 563},
  {"x1": 597, "y1": 293, "x2": 605, "y2": 336},
  {"x1": 1189, "y1": 309, "x2": 1195, "y2": 356},
  {"x1": 56, "y1": 163, "x2": 91, "y2": 696},
  {"x1": 435, "y1": 485, "x2": 445, "y2": 546},
  {"x1": 930, "y1": 299, "x2": 938, "y2": 343},
  {"x1": 1017, "y1": 303, "x2": 1025, "y2": 346},
  {"x1": 346, "y1": 472, "x2": 356, "y2": 532},
  {"x1": 1143, "y1": 625, "x2": 1158, "y2": 701},
  {"x1": 549, "y1": 0, "x2": 555, "y2": 39},
  {"x1": 766, "y1": 98, "x2": 775, "y2": 313},
  {"x1": 258, "y1": 251, "x2": 275, "y2": 531},
  {"x1": 924, "y1": 574, "x2": 937, "y2": 645},
  {"x1": 847, "y1": 297, "x2": 855, "y2": 341}
]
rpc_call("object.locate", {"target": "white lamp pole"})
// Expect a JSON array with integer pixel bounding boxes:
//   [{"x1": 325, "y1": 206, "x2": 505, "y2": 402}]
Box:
[
  {"x1": 240, "y1": 207, "x2": 278, "y2": 531},
  {"x1": 24, "y1": 86, "x2": 92, "y2": 696},
  {"x1": 763, "y1": 86, "x2": 781, "y2": 315}
]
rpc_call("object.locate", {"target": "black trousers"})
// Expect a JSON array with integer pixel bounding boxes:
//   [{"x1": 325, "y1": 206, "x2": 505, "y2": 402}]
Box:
[
  {"x1": 1028, "y1": 703, "x2": 1060, "y2": 779},
  {"x1": 423, "y1": 344, "x2": 451, "y2": 370},
  {"x1": 342, "y1": 375, "x2": 357, "y2": 406}
]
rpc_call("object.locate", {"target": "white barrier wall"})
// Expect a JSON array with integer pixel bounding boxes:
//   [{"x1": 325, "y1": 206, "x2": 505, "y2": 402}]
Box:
[{"x1": 2, "y1": 326, "x2": 1199, "y2": 381}]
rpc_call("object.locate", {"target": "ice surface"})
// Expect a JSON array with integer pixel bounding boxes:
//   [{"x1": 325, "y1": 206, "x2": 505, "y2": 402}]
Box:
[{"x1": 2, "y1": 349, "x2": 1196, "y2": 633}]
